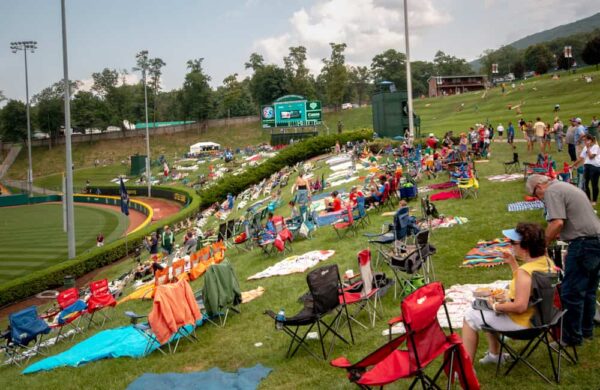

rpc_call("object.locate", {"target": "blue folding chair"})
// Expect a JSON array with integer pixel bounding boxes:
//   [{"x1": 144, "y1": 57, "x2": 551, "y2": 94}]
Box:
[{"x1": 1, "y1": 306, "x2": 51, "y2": 366}]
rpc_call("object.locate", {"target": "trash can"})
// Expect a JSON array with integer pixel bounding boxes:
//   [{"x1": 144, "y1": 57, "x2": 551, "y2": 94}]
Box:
[{"x1": 64, "y1": 275, "x2": 75, "y2": 288}]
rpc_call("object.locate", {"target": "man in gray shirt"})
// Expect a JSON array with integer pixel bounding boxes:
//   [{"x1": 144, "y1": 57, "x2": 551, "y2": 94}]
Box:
[{"x1": 526, "y1": 174, "x2": 600, "y2": 346}]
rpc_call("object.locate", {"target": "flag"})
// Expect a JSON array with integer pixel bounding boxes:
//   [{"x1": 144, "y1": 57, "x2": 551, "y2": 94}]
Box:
[
  {"x1": 163, "y1": 162, "x2": 170, "y2": 177},
  {"x1": 119, "y1": 178, "x2": 129, "y2": 216}
]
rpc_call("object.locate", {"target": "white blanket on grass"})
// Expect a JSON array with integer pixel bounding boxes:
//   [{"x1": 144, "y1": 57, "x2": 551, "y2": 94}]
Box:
[
  {"x1": 382, "y1": 280, "x2": 510, "y2": 335},
  {"x1": 247, "y1": 250, "x2": 335, "y2": 280}
]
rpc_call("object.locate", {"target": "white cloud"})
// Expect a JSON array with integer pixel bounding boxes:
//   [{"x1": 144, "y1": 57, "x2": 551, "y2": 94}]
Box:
[{"x1": 254, "y1": 0, "x2": 451, "y2": 74}]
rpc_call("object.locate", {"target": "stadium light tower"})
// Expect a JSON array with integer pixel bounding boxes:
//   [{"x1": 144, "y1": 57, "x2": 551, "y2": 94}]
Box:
[
  {"x1": 10, "y1": 40, "x2": 37, "y2": 196},
  {"x1": 60, "y1": 0, "x2": 76, "y2": 258}
]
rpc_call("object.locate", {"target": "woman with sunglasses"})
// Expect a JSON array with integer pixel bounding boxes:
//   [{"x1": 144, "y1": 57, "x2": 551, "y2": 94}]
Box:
[
  {"x1": 570, "y1": 133, "x2": 600, "y2": 206},
  {"x1": 462, "y1": 222, "x2": 556, "y2": 365}
]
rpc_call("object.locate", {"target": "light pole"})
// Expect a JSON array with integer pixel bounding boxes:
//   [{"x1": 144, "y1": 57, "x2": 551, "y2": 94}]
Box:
[
  {"x1": 143, "y1": 68, "x2": 151, "y2": 197},
  {"x1": 403, "y1": 0, "x2": 415, "y2": 144},
  {"x1": 10, "y1": 41, "x2": 37, "y2": 196},
  {"x1": 60, "y1": 0, "x2": 76, "y2": 258}
]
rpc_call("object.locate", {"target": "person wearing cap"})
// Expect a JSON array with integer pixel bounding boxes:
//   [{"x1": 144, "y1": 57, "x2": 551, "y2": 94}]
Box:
[
  {"x1": 426, "y1": 133, "x2": 438, "y2": 150},
  {"x1": 462, "y1": 223, "x2": 556, "y2": 365},
  {"x1": 526, "y1": 174, "x2": 600, "y2": 346},
  {"x1": 161, "y1": 225, "x2": 175, "y2": 255}
]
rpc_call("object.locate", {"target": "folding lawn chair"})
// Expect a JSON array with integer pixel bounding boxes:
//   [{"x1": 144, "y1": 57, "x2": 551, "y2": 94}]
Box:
[
  {"x1": 458, "y1": 176, "x2": 479, "y2": 199},
  {"x1": 1, "y1": 306, "x2": 51, "y2": 366},
  {"x1": 197, "y1": 260, "x2": 242, "y2": 327},
  {"x1": 332, "y1": 204, "x2": 357, "y2": 239},
  {"x1": 354, "y1": 196, "x2": 371, "y2": 229},
  {"x1": 381, "y1": 230, "x2": 435, "y2": 298},
  {"x1": 125, "y1": 278, "x2": 200, "y2": 356},
  {"x1": 86, "y1": 279, "x2": 117, "y2": 329},
  {"x1": 273, "y1": 216, "x2": 294, "y2": 253},
  {"x1": 475, "y1": 271, "x2": 577, "y2": 384},
  {"x1": 375, "y1": 182, "x2": 394, "y2": 212},
  {"x1": 265, "y1": 264, "x2": 354, "y2": 360},
  {"x1": 171, "y1": 259, "x2": 188, "y2": 281},
  {"x1": 50, "y1": 288, "x2": 88, "y2": 344},
  {"x1": 331, "y1": 282, "x2": 479, "y2": 389},
  {"x1": 340, "y1": 249, "x2": 393, "y2": 329},
  {"x1": 504, "y1": 152, "x2": 520, "y2": 173}
]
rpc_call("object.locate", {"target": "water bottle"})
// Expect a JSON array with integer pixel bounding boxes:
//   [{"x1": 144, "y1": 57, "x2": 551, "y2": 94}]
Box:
[{"x1": 275, "y1": 308, "x2": 285, "y2": 330}]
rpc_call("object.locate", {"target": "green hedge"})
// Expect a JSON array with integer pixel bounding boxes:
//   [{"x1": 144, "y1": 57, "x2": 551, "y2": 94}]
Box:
[
  {"x1": 0, "y1": 186, "x2": 201, "y2": 308},
  {"x1": 198, "y1": 129, "x2": 374, "y2": 209}
]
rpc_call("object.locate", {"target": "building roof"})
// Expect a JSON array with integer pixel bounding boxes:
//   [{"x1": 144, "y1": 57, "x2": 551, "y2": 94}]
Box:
[{"x1": 427, "y1": 75, "x2": 487, "y2": 82}]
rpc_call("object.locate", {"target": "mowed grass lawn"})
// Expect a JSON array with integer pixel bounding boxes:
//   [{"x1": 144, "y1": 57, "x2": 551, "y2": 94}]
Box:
[
  {"x1": 1, "y1": 141, "x2": 599, "y2": 389},
  {"x1": 0, "y1": 204, "x2": 128, "y2": 284}
]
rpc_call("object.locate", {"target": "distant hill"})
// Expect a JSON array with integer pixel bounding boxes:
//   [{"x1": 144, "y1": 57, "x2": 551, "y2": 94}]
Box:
[
  {"x1": 508, "y1": 12, "x2": 600, "y2": 49},
  {"x1": 469, "y1": 12, "x2": 600, "y2": 71}
]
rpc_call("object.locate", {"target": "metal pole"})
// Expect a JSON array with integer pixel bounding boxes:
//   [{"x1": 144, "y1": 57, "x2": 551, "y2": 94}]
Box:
[
  {"x1": 143, "y1": 70, "x2": 151, "y2": 197},
  {"x1": 23, "y1": 48, "x2": 33, "y2": 196},
  {"x1": 403, "y1": 0, "x2": 415, "y2": 143},
  {"x1": 61, "y1": 0, "x2": 76, "y2": 258}
]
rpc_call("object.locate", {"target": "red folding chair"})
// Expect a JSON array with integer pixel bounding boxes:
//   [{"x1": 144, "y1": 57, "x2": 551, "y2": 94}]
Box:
[
  {"x1": 331, "y1": 282, "x2": 479, "y2": 389},
  {"x1": 333, "y1": 204, "x2": 356, "y2": 239},
  {"x1": 86, "y1": 279, "x2": 116, "y2": 329},
  {"x1": 50, "y1": 288, "x2": 87, "y2": 344}
]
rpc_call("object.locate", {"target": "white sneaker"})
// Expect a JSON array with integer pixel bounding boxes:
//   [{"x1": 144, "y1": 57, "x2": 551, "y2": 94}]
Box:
[{"x1": 479, "y1": 351, "x2": 510, "y2": 365}]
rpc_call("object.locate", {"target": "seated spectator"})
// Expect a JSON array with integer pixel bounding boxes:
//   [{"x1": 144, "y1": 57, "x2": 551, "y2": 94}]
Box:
[
  {"x1": 326, "y1": 191, "x2": 342, "y2": 212},
  {"x1": 426, "y1": 133, "x2": 438, "y2": 150}
]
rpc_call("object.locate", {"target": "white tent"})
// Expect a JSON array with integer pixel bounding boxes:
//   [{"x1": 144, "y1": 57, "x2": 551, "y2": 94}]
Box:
[{"x1": 190, "y1": 141, "x2": 221, "y2": 154}]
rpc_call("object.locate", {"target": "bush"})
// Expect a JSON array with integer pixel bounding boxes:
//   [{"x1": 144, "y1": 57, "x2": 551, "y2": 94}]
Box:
[
  {"x1": 0, "y1": 186, "x2": 201, "y2": 307},
  {"x1": 198, "y1": 129, "x2": 373, "y2": 208}
]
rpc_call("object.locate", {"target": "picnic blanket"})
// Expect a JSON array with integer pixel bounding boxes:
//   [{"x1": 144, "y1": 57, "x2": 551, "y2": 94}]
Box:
[
  {"x1": 241, "y1": 286, "x2": 265, "y2": 304},
  {"x1": 247, "y1": 250, "x2": 335, "y2": 280},
  {"x1": 486, "y1": 173, "x2": 524, "y2": 182},
  {"x1": 329, "y1": 176, "x2": 358, "y2": 188},
  {"x1": 23, "y1": 321, "x2": 204, "y2": 374},
  {"x1": 383, "y1": 280, "x2": 510, "y2": 335},
  {"x1": 507, "y1": 200, "x2": 545, "y2": 212},
  {"x1": 419, "y1": 216, "x2": 468, "y2": 230},
  {"x1": 430, "y1": 190, "x2": 461, "y2": 201},
  {"x1": 127, "y1": 364, "x2": 272, "y2": 390},
  {"x1": 462, "y1": 238, "x2": 510, "y2": 267},
  {"x1": 427, "y1": 181, "x2": 457, "y2": 190}
]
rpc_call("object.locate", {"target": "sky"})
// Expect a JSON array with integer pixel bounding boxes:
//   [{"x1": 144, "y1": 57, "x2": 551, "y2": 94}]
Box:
[{"x1": 1, "y1": 0, "x2": 599, "y2": 103}]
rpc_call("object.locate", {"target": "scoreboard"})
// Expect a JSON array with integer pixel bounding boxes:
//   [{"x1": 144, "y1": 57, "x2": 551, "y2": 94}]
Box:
[{"x1": 261, "y1": 96, "x2": 322, "y2": 128}]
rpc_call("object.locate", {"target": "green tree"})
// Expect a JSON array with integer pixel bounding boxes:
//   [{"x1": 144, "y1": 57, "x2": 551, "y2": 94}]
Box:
[
  {"x1": 370, "y1": 49, "x2": 406, "y2": 90},
  {"x1": 321, "y1": 42, "x2": 348, "y2": 109},
  {"x1": 480, "y1": 46, "x2": 522, "y2": 77},
  {"x1": 524, "y1": 44, "x2": 554, "y2": 74},
  {"x1": 511, "y1": 59, "x2": 526, "y2": 79},
  {"x1": 348, "y1": 66, "x2": 371, "y2": 106},
  {"x1": 181, "y1": 58, "x2": 213, "y2": 122},
  {"x1": 0, "y1": 100, "x2": 27, "y2": 142},
  {"x1": 91, "y1": 68, "x2": 133, "y2": 129},
  {"x1": 582, "y1": 35, "x2": 600, "y2": 69},
  {"x1": 36, "y1": 97, "x2": 62, "y2": 141},
  {"x1": 433, "y1": 50, "x2": 472, "y2": 75},
  {"x1": 244, "y1": 52, "x2": 265, "y2": 72},
  {"x1": 410, "y1": 60, "x2": 436, "y2": 97},
  {"x1": 148, "y1": 57, "x2": 166, "y2": 123},
  {"x1": 283, "y1": 46, "x2": 315, "y2": 98},
  {"x1": 249, "y1": 64, "x2": 287, "y2": 106},
  {"x1": 216, "y1": 74, "x2": 255, "y2": 118},
  {"x1": 72, "y1": 91, "x2": 108, "y2": 131}
]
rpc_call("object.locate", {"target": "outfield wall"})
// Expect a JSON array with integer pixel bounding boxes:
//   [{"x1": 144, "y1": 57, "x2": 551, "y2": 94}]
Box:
[
  {"x1": 0, "y1": 194, "x2": 61, "y2": 207},
  {"x1": 89, "y1": 186, "x2": 192, "y2": 206}
]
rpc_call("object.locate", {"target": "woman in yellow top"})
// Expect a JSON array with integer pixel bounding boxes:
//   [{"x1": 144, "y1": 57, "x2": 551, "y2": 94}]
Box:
[{"x1": 462, "y1": 222, "x2": 555, "y2": 365}]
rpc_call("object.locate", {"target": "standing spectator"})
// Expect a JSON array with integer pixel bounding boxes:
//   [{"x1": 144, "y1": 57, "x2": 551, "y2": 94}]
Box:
[
  {"x1": 543, "y1": 122, "x2": 553, "y2": 152},
  {"x1": 337, "y1": 120, "x2": 343, "y2": 134},
  {"x1": 565, "y1": 119, "x2": 578, "y2": 161},
  {"x1": 571, "y1": 134, "x2": 600, "y2": 206},
  {"x1": 506, "y1": 122, "x2": 515, "y2": 145},
  {"x1": 426, "y1": 133, "x2": 438, "y2": 150},
  {"x1": 533, "y1": 117, "x2": 546, "y2": 153},
  {"x1": 574, "y1": 117, "x2": 588, "y2": 158},
  {"x1": 590, "y1": 115, "x2": 599, "y2": 129},
  {"x1": 526, "y1": 174, "x2": 600, "y2": 347},
  {"x1": 553, "y1": 118, "x2": 564, "y2": 152},
  {"x1": 496, "y1": 123, "x2": 504, "y2": 140},
  {"x1": 469, "y1": 127, "x2": 478, "y2": 152},
  {"x1": 335, "y1": 140, "x2": 341, "y2": 154},
  {"x1": 96, "y1": 232, "x2": 104, "y2": 247},
  {"x1": 161, "y1": 225, "x2": 175, "y2": 255},
  {"x1": 459, "y1": 133, "x2": 469, "y2": 160},
  {"x1": 525, "y1": 121, "x2": 535, "y2": 152}
]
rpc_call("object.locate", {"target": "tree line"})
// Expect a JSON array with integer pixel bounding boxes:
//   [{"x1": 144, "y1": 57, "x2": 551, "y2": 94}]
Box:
[
  {"x1": 0, "y1": 44, "x2": 472, "y2": 143},
  {"x1": 479, "y1": 29, "x2": 600, "y2": 78}
]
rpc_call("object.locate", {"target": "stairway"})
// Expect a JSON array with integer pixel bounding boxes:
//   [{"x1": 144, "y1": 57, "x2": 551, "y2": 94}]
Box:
[{"x1": 0, "y1": 145, "x2": 22, "y2": 180}]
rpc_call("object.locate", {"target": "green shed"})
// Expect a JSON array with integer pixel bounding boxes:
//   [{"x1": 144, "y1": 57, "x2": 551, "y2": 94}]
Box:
[{"x1": 371, "y1": 88, "x2": 420, "y2": 139}]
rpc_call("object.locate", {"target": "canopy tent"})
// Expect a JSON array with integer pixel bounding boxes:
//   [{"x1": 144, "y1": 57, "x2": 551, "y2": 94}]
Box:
[{"x1": 190, "y1": 142, "x2": 221, "y2": 154}]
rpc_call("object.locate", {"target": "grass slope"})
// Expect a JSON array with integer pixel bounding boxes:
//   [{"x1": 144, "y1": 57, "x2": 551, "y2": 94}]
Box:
[{"x1": 0, "y1": 204, "x2": 127, "y2": 284}]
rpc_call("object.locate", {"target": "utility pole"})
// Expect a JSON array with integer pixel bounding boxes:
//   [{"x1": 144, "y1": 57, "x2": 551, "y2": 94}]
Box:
[{"x1": 403, "y1": 0, "x2": 415, "y2": 144}]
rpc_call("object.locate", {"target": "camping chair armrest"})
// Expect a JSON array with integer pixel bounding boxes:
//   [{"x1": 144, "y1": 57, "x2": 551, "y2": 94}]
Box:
[
  {"x1": 387, "y1": 315, "x2": 403, "y2": 326},
  {"x1": 330, "y1": 357, "x2": 352, "y2": 368},
  {"x1": 124, "y1": 311, "x2": 147, "y2": 325}
]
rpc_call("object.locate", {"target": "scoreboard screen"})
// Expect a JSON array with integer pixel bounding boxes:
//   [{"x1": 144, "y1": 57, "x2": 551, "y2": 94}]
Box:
[{"x1": 261, "y1": 97, "x2": 321, "y2": 128}]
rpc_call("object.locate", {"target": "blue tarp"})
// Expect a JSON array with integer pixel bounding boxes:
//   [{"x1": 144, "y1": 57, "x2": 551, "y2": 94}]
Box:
[
  {"x1": 23, "y1": 320, "x2": 203, "y2": 374},
  {"x1": 127, "y1": 364, "x2": 272, "y2": 390}
]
